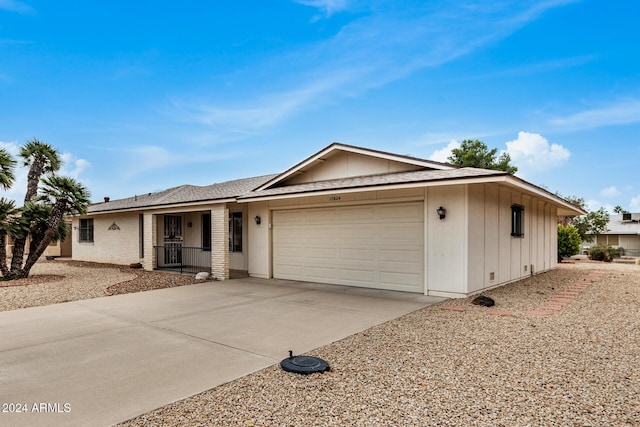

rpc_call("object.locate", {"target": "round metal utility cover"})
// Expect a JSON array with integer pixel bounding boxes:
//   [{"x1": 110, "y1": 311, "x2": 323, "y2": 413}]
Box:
[{"x1": 281, "y1": 355, "x2": 330, "y2": 375}]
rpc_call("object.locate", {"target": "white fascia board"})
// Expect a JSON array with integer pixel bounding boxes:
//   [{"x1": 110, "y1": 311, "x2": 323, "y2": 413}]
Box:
[
  {"x1": 334, "y1": 144, "x2": 456, "y2": 170},
  {"x1": 502, "y1": 176, "x2": 586, "y2": 216},
  {"x1": 86, "y1": 198, "x2": 235, "y2": 216}
]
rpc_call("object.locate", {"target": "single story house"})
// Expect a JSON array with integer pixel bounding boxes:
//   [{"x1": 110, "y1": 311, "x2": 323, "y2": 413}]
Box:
[
  {"x1": 72, "y1": 143, "x2": 583, "y2": 298},
  {"x1": 583, "y1": 213, "x2": 640, "y2": 256}
]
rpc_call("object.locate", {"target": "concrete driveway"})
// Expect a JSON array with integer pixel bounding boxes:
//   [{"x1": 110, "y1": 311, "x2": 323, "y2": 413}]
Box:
[{"x1": 0, "y1": 277, "x2": 443, "y2": 426}]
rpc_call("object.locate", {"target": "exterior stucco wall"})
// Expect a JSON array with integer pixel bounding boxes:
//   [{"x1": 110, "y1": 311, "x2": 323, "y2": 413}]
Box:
[{"x1": 72, "y1": 213, "x2": 140, "y2": 265}]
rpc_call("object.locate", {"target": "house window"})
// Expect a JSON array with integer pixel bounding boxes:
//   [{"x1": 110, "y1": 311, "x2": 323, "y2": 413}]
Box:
[
  {"x1": 229, "y1": 212, "x2": 242, "y2": 252},
  {"x1": 79, "y1": 218, "x2": 94, "y2": 243},
  {"x1": 202, "y1": 213, "x2": 211, "y2": 251},
  {"x1": 511, "y1": 205, "x2": 524, "y2": 237}
]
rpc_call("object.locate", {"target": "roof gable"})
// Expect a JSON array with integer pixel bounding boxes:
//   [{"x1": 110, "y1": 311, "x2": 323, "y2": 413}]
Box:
[{"x1": 255, "y1": 143, "x2": 456, "y2": 191}]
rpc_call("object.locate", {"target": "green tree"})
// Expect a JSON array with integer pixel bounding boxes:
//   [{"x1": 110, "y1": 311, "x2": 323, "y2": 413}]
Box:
[
  {"x1": 557, "y1": 224, "x2": 581, "y2": 261},
  {"x1": 613, "y1": 205, "x2": 629, "y2": 214},
  {"x1": 0, "y1": 149, "x2": 16, "y2": 190},
  {"x1": 447, "y1": 139, "x2": 518, "y2": 174},
  {"x1": 556, "y1": 194, "x2": 609, "y2": 242},
  {"x1": 20, "y1": 175, "x2": 89, "y2": 275},
  {"x1": 9, "y1": 140, "x2": 63, "y2": 275},
  {"x1": 0, "y1": 140, "x2": 90, "y2": 279}
]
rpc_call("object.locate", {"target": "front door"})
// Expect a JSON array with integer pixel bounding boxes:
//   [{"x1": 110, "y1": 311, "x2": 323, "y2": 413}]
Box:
[{"x1": 163, "y1": 215, "x2": 183, "y2": 266}]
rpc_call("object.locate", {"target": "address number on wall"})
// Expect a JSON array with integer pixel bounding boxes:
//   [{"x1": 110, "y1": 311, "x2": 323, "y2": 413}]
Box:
[{"x1": 329, "y1": 195, "x2": 341, "y2": 201}]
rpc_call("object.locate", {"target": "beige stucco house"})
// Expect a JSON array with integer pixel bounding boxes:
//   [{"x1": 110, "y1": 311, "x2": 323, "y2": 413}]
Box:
[
  {"x1": 583, "y1": 213, "x2": 640, "y2": 256},
  {"x1": 72, "y1": 143, "x2": 583, "y2": 298}
]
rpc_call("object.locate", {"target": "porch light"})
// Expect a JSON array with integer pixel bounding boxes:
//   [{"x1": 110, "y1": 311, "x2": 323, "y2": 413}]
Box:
[
  {"x1": 437, "y1": 206, "x2": 446, "y2": 220},
  {"x1": 254, "y1": 215, "x2": 261, "y2": 225}
]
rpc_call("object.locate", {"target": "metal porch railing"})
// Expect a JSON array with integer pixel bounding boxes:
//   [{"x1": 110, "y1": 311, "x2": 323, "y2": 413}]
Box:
[{"x1": 153, "y1": 246, "x2": 212, "y2": 274}]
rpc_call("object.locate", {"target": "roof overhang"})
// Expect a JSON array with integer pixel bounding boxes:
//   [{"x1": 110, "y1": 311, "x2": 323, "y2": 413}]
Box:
[
  {"x1": 82, "y1": 198, "x2": 236, "y2": 216},
  {"x1": 240, "y1": 173, "x2": 587, "y2": 216}
]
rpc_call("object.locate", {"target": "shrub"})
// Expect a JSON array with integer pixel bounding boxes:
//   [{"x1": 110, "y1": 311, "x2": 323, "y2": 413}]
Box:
[
  {"x1": 588, "y1": 244, "x2": 620, "y2": 262},
  {"x1": 557, "y1": 224, "x2": 581, "y2": 261}
]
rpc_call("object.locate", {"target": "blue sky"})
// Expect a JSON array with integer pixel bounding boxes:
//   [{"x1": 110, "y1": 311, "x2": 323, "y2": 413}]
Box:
[{"x1": 1, "y1": 0, "x2": 639, "y2": 212}]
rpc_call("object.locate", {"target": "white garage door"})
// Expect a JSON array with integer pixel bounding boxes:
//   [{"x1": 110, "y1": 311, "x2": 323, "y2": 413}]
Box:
[{"x1": 273, "y1": 202, "x2": 424, "y2": 293}]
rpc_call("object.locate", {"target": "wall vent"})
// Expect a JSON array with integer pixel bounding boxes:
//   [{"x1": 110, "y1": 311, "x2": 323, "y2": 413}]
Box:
[{"x1": 489, "y1": 272, "x2": 495, "y2": 281}]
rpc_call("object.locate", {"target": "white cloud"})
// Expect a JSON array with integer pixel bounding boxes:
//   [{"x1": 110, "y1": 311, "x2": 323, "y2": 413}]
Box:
[
  {"x1": 585, "y1": 199, "x2": 614, "y2": 214},
  {"x1": 0, "y1": 141, "x2": 27, "y2": 202},
  {"x1": 60, "y1": 152, "x2": 91, "y2": 180},
  {"x1": 505, "y1": 131, "x2": 570, "y2": 178},
  {"x1": 600, "y1": 186, "x2": 621, "y2": 198},
  {"x1": 429, "y1": 140, "x2": 459, "y2": 163},
  {"x1": 295, "y1": 0, "x2": 350, "y2": 17},
  {"x1": 550, "y1": 99, "x2": 640, "y2": 131},
  {"x1": 174, "y1": 1, "x2": 576, "y2": 135},
  {"x1": 630, "y1": 196, "x2": 640, "y2": 212}
]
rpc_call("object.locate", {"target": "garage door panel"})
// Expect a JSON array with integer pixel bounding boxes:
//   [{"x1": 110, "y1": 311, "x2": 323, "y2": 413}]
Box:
[
  {"x1": 379, "y1": 272, "x2": 422, "y2": 290},
  {"x1": 306, "y1": 247, "x2": 336, "y2": 260},
  {"x1": 305, "y1": 210, "x2": 336, "y2": 223},
  {"x1": 379, "y1": 203, "x2": 422, "y2": 219},
  {"x1": 304, "y1": 266, "x2": 338, "y2": 282},
  {"x1": 335, "y1": 206, "x2": 376, "y2": 221},
  {"x1": 338, "y1": 248, "x2": 376, "y2": 262},
  {"x1": 273, "y1": 203, "x2": 424, "y2": 293},
  {"x1": 380, "y1": 248, "x2": 422, "y2": 262}
]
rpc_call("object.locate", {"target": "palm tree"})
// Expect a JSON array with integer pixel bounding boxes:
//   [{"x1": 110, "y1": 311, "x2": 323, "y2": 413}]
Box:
[
  {"x1": 0, "y1": 148, "x2": 16, "y2": 190},
  {"x1": 0, "y1": 198, "x2": 19, "y2": 277},
  {"x1": 20, "y1": 175, "x2": 90, "y2": 277},
  {"x1": 10, "y1": 139, "x2": 62, "y2": 273},
  {"x1": 20, "y1": 139, "x2": 61, "y2": 202}
]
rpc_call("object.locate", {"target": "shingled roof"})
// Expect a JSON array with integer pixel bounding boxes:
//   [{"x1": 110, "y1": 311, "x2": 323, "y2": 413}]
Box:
[
  {"x1": 85, "y1": 142, "x2": 583, "y2": 216},
  {"x1": 88, "y1": 174, "x2": 278, "y2": 213},
  {"x1": 239, "y1": 167, "x2": 506, "y2": 200}
]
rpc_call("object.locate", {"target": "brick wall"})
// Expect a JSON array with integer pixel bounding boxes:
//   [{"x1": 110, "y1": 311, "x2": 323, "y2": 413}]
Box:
[{"x1": 211, "y1": 205, "x2": 229, "y2": 280}]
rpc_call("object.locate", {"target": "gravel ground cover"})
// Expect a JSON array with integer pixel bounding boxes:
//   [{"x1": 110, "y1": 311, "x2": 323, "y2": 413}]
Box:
[
  {"x1": 0, "y1": 259, "x2": 199, "y2": 312},
  {"x1": 120, "y1": 261, "x2": 640, "y2": 427}
]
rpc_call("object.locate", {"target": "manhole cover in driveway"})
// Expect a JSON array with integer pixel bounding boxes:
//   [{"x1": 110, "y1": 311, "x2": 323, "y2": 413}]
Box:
[{"x1": 280, "y1": 351, "x2": 330, "y2": 375}]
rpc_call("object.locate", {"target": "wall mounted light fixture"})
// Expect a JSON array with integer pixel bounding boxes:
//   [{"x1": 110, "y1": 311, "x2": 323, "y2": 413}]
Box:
[
  {"x1": 254, "y1": 215, "x2": 261, "y2": 225},
  {"x1": 437, "y1": 206, "x2": 446, "y2": 220}
]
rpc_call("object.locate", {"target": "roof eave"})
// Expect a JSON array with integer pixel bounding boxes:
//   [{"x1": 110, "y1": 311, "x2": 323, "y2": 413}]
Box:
[
  {"x1": 502, "y1": 175, "x2": 586, "y2": 216},
  {"x1": 83, "y1": 197, "x2": 237, "y2": 216},
  {"x1": 238, "y1": 174, "x2": 508, "y2": 203}
]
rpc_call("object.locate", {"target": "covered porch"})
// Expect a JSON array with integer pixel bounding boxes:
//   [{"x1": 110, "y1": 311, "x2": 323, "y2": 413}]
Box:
[{"x1": 143, "y1": 203, "x2": 249, "y2": 279}]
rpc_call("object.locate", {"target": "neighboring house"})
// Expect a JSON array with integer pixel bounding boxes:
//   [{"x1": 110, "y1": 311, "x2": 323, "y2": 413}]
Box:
[
  {"x1": 4, "y1": 223, "x2": 72, "y2": 259},
  {"x1": 584, "y1": 213, "x2": 640, "y2": 256},
  {"x1": 72, "y1": 143, "x2": 583, "y2": 298}
]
